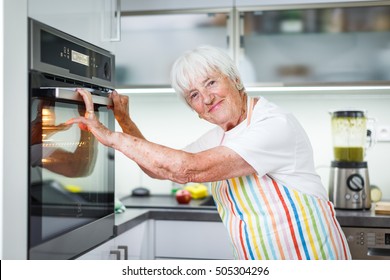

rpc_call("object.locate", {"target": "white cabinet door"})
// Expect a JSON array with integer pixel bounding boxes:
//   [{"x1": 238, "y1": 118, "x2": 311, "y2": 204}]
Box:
[
  {"x1": 76, "y1": 238, "x2": 118, "y2": 260},
  {"x1": 155, "y1": 220, "x2": 234, "y2": 259},
  {"x1": 28, "y1": 0, "x2": 118, "y2": 51},
  {"x1": 114, "y1": 220, "x2": 153, "y2": 260},
  {"x1": 77, "y1": 221, "x2": 151, "y2": 260},
  {"x1": 116, "y1": 12, "x2": 231, "y2": 87}
]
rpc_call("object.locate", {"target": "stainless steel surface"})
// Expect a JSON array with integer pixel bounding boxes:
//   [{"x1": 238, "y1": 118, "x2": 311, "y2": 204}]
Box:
[
  {"x1": 342, "y1": 226, "x2": 390, "y2": 260},
  {"x1": 121, "y1": 194, "x2": 217, "y2": 210},
  {"x1": 39, "y1": 87, "x2": 113, "y2": 106},
  {"x1": 28, "y1": 18, "x2": 115, "y2": 260},
  {"x1": 29, "y1": 19, "x2": 115, "y2": 89},
  {"x1": 329, "y1": 165, "x2": 371, "y2": 210},
  {"x1": 29, "y1": 214, "x2": 114, "y2": 260}
]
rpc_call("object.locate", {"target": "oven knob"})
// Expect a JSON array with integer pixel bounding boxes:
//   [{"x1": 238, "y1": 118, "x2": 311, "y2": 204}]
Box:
[{"x1": 347, "y1": 174, "x2": 364, "y2": 192}]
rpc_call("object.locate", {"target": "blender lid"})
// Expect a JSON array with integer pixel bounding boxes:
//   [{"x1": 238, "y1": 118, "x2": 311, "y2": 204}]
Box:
[{"x1": 331, "y1": 110, "x2": 366, "y2": 118}]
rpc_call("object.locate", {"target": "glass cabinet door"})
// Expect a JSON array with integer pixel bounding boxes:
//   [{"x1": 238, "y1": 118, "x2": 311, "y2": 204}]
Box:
[
  {"x1": 238, "y1": 4, "x2": 390, "y2": 85},
  {"x1": 115, "y1": 12, "x2": 230, "y2": 87}
]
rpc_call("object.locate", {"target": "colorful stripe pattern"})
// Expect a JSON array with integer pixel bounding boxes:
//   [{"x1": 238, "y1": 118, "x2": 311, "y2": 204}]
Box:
[
  {"x1": 211, "y1": 173, "x2": 352, "y2": 260},
  {"x1": 212, "y1": 98, "x2": 351, "y2": 260}
]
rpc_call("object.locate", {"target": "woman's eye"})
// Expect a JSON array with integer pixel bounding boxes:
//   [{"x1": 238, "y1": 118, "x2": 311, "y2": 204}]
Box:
[
  {"x1": 207, "y1": 80, "x2": 216, "y2": 87},
  {"x1": 190, "y1": 92, "x2": 199, "y2": 99}
]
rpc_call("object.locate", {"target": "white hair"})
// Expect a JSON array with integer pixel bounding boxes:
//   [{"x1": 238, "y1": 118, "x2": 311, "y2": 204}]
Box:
[{"x1": 170, "y1": 45, "x2": 244, "y2": 101}]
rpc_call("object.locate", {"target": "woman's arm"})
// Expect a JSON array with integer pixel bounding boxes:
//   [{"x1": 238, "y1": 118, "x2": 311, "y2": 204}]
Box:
[
  {"x1": 67, "y1": 89, "x2": 255, "y2": 183},
  {"x1": 118, "y1": 135, "x2": 256, "y2": 183}
]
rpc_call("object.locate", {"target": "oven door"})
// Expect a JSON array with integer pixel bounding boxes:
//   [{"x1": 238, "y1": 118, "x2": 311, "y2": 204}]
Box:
[{"x1": 29, "y1": 87, "x2": 115, "y2": 259}]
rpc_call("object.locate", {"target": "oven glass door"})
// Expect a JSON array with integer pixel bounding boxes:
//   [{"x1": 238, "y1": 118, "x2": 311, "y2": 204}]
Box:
[{"x1": 29, "y1": 93, "x2": 114, "y2": 258}]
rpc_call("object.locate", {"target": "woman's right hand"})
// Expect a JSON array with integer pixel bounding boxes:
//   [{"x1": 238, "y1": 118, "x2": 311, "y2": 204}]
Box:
[{"x1": 109, "y1": 91, "x2": 131, "y2": 128}]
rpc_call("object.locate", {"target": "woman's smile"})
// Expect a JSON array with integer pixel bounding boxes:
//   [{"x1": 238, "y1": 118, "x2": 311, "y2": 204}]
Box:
[{"x1": 208, "y1": 99, "x2": 224, "y2": 113}]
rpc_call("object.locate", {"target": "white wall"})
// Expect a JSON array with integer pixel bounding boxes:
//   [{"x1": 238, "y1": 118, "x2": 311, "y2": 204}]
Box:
[
  {"x1": 115, "y1": 89, "x2": 390, "y2": 201},
  {"x1": 1, "y1": 0, "x2": 28, "y2": 259},
  {"x1": 0, "y1": 0, "x2": 4, "y2": 259}
]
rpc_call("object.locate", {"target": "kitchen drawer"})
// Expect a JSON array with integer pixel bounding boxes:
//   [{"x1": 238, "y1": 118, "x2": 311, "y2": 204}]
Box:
[
  {"x1": 77, "y1": 221, "x2": 152, "y2": 260},
  {"x1": 155, "y1": 220, "x2": 234, "y2": 259}
]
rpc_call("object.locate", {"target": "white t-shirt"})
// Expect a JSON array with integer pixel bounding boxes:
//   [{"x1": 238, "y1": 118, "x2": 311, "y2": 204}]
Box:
[{"x1": 184, "y1": 96, "x2": 327, "y2": 200}]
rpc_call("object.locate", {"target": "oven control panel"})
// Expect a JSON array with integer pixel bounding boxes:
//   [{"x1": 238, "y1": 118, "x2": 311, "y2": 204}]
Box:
[
  {"x1": 40, "y1": 29, "x2": 113, "y2": 81},
  {"x1": 30, "y1": 18, "x2": 115, "y2": 89},
  {"x1": 342, "y1": 227, "x2": 390, "y2": 260}
]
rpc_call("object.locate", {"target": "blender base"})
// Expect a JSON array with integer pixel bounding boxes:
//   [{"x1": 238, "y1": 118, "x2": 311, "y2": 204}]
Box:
[{"x1": 328, "y1": 161, "x2": 371, "y2": 210}]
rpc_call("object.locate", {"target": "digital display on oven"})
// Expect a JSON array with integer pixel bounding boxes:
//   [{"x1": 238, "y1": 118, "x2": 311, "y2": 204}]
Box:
[
  {"x1": 40, "y1": 30, "x2": 112, "y2": 81},
  {"x1": 71, "y1": 50, "x2": 89, "y2": 66},
  {"x1": 386, "y1": 233, "x2": 390, "y2": 245}
]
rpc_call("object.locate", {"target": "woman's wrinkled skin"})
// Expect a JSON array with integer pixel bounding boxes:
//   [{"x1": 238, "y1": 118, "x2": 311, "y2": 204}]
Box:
[{"x1": 66, "y1": 72, "x2": 256, "y2": 184}]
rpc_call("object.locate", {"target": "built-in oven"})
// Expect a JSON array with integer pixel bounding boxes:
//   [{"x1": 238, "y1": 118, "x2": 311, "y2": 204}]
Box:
[{"x1": 28, "y1": 19, "x2": 115, "y2": 259}]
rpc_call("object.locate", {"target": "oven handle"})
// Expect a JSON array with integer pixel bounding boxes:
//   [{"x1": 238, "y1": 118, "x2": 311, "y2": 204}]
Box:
[{"x1": 36, "y1": 87, "x2": 113, "y2": 106}]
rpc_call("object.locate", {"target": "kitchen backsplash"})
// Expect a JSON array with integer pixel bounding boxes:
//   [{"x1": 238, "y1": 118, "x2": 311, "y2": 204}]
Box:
[{"x1": 115, "y1": 89, "x2": 390, "y2": 201}]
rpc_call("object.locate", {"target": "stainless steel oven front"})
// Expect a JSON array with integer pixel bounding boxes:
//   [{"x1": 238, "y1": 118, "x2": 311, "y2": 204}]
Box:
[
  {"x1": 28, "y1": 19, "x2": 115, "y2": 259},
  {"x1": 342, "y1": 227, "x2": 390, "y2": 260}
]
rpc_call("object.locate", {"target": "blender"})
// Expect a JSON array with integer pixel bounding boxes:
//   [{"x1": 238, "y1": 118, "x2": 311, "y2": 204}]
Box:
[{"x1": 328, "y1": 110, "x2": 372, "y2": 210}]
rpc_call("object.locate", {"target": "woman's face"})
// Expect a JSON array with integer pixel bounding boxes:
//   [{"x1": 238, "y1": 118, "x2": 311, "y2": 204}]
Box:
[{"x1": 184, "y1": 71, "x2": 244, "y2": 131}]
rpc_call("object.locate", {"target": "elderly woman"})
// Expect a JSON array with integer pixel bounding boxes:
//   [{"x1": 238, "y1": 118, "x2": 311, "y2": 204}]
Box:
[{"x1": 68, "y1": 46, "x2": 351, "y2": 260}]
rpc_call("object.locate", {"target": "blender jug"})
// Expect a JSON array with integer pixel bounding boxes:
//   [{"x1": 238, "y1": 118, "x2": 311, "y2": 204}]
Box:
[
  {"x1": 330, "y1": 110, "x2": 367, "y2": 162},
  {"x1": 328, "y1": 110, "x2": 374, "y2": 210}
]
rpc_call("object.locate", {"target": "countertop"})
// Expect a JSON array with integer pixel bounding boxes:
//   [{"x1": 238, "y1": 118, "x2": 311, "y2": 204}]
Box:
[{"x1": 115, "y1": 195, "x2": 390, "y2": 235}]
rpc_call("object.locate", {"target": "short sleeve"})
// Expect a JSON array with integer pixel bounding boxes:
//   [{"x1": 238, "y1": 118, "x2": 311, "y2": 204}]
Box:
[
  {"x1": 183, "y1": 126, "x2": 224, "y2": 153},
  {"x1": 222, "y1": 112, "x2": 296, "y2": 177}
]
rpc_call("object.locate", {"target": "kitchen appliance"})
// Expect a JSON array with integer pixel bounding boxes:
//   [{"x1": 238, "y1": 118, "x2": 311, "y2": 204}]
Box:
[
  {"x1": 28, "y1": 19, "x2": 115, "y2": 259},
  {"x1": 342, "y1": 227, "x2": 390, "y2": 260},
  {"x1": 328, "y1": 110, "x2": 372, "y2": 210}
]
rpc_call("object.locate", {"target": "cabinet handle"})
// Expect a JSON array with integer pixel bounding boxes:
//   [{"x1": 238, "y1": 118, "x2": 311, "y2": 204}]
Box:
[
  {"x1": 110, "y1": 250, "x2": 121, "y2": 260},
  {"x1": 102, "y1": 0, "x2": 121, "y2": 42},
  {"x1": 117, "y1": 245, "x2": 128, "y2": 260},
  {"x1": 111, "y1": 0, "x2": 121, "y2": 42}
]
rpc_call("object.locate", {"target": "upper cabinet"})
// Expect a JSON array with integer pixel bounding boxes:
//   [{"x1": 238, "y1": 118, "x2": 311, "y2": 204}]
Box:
[
  {"x1": 28, "y1": 0, "x2": 120, "y2": 52},
  {"x1": 121, "y1": 0, "x2": 234, "y2": 12},
  {"x1": 117, "y1": 1, "x2": 390, "y2": 88},
  {"x1": 236, "y1": 0, "x2": 379, "y2": 7},
  {"x1": 236, "y1": 2, "x2": 390, "y2": 85},
  {"x1": 115, "y1": 10, "x2": 232, "y2": 87}
]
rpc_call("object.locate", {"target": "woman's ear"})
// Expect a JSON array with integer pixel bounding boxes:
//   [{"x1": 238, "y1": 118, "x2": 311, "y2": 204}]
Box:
[{"x1": 235, "y1": 78, "x2": 243, "y2": 91}]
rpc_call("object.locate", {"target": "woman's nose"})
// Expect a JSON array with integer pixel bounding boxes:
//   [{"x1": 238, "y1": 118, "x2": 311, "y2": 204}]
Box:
[{"x1": 202, "y1": 91, "x2": 214, "y2": 105}]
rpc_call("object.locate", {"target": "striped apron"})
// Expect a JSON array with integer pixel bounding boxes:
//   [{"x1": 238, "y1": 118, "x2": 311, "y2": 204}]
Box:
[{"x1": 211, "y1": 98, "x2": 351, "y2": 260}]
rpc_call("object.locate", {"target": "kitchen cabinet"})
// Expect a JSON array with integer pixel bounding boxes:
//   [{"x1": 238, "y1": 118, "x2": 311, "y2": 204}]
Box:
[
  {"x1": 121, "y1": 0, "x2": 234, "y2": 12},
  {"x1": 236, "y1": 2, "x2": 390, "y2": 85},
  {"x1": 116, "y1": 1, "x2": 390, "y2": 89},
  {"x1": 115, "y1": 10, "x2": 232, "y2": 87},
  {"x1": 27, "y1": 0, "x2": 119, "y2": 52},
  {"x1": 2, "y1": 0, "x2": 29, "y2": 260},
  {"x1": 236, "y1": 0, "x2": 378, "y2": 7},
  {"x1": 154, "y1": 220, "x2": 234, "y2": 259},
  {"x1": 78, "y1": 219, "x2": 234, "y2": 260},
  {"x1": 77, "y1": 220, "x2": 152, "y2": 260}
]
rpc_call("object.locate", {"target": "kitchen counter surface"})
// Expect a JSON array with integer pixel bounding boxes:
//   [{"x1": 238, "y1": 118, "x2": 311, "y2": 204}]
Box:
[{"x1": 115, "y1": 195, "x2": 390, "y2": 235}]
